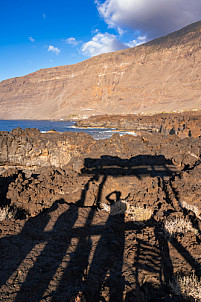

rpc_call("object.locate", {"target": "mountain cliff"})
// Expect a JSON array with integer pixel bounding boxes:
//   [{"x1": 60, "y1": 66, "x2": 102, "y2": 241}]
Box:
[{"x1": 0, "y1": 21, "x2": 201, "y2": 119}]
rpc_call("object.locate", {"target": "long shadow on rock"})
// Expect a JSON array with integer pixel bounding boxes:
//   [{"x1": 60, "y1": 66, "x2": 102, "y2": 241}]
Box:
[
  {"x1": 1, "y1": 154, "x2": 200, "y2": 301},
  {"x1": 51, "y1": 207, "x2": 94, "y2": 301},
  {"x1": 14, "y1": 200, "x2": 80, "y2": 302},
  {"x1": 0, "y1": 199, "x2": 66, "y2": 288}
]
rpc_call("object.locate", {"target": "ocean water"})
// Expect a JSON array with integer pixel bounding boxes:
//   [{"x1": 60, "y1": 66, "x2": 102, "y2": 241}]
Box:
[{"x1": 0, "y1": 120, "x2": 136, "y2": 140}]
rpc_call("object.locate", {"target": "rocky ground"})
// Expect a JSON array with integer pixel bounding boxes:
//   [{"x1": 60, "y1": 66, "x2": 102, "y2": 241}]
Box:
[{"x1": 0, "y1": 123, "x2": 201, "y2": 301}]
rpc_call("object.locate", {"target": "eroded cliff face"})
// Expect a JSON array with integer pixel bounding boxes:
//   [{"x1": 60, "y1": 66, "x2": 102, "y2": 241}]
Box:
[{"x1": 1, "y1": 21, "x2": 201, "y2": 119}]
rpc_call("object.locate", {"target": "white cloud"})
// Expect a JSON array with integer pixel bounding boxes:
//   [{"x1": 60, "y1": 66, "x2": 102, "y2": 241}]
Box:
[
  {"x1": 95, "y1": 0, "x2": 201, "y2": 39},
  {"x1": 81, "y1": 32, "x2": 126, "y2": 57},
  {"x1": 65, "y1": 37, "x2": 81, "y2": 46},
  {"x1": 28, "y1": 37, "x2": 35, "y2": 42},
  {"x1": 126, "y1": 35, "x2": 147, "y2": 47},
  {"x1": 91, "y1": 28, "x2": 100, "y2": 35},
  {"x1": 48, "y1": 45, "x2": 61, "y2": 55},
  {"x1": 42, "y1": 13, "x2": 46, "y2": 20}
]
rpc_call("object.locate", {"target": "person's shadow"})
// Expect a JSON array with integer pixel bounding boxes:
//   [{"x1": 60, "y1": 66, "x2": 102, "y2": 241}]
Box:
[{"x1": 83, "y1": 191, "x2": 126, "y2": 301}]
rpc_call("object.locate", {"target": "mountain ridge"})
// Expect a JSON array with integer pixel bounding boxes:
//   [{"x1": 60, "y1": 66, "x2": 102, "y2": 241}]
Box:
[{"x1": 1, "y1": 20, "x2": 201, "y2": 119}]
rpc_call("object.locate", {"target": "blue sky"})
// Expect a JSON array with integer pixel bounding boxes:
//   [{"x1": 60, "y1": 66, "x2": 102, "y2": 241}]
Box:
[{"x1": 1, "y1": 0, "x2": 201, "y2": 82}]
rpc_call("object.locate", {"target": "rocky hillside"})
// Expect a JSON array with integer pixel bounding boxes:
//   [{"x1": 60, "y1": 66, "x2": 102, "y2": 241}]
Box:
[{"x1": 0, "y1": 20, "x2": 201, "y2": 119}]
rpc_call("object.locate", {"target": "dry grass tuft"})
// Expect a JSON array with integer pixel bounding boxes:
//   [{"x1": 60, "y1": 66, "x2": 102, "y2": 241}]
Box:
[
  {"x1": 164, "y1": 217, "x2": 198, "y2": 236},
  {"x1": 70, "y1": 292, "x2": 86, "y2": 302},
  {"x1": 102, "y1": 200, "x2": 127, "y2": 216},
  {"x1": 126, "y1": 204, "x2": 153, "y2": 221},
  {"x1": 180, "y1": 201, "x2": 200, "y2": 217},
  {"x1": 170, "y1": 273, "x2": 201, "y2": 301},
  {"x1": 102, "y1": 200, "x2": 153, "y2": 221},
  {"x1": 0, "y1": 206, "x2": 15, "y2": 221}
]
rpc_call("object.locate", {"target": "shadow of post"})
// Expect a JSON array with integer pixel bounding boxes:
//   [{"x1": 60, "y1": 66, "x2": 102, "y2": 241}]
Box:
[
  {"x1": 0, "y1": 199, "x2": 65, "y2": 288},
  {"x1": 14, "y1": 200, "x2": 80, "y2": 302}
]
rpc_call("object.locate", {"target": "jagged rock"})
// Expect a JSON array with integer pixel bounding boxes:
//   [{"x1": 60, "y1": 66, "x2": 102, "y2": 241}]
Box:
[{"x1": 0, "y1": 129, "x2": 200, "y2": 218}]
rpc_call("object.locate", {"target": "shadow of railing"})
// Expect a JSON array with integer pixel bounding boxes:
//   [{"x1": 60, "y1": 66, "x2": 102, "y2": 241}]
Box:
[{"x1": 81, "y1": 154, "x2": 177, "y2": 178}]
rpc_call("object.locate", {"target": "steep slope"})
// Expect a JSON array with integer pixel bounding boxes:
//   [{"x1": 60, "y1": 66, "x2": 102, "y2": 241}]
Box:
[{"x1": 0, "y1": 21, "x2": 201, "y2": 119}]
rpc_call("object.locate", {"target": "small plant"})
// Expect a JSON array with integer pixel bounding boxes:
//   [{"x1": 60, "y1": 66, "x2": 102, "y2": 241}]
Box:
[
  {"x1": 102, "y1": 200, "x2": 127, "y2": 216},
  {"x1": 102, "y1": 200, "x2": 153, "y2": 221},
  {"x1": 126, "y1": 204, "x2": 153, "y2": 221},
  {"x1": 70, "y1": 292, "x2": 86, "y2": 302},
  {"x1": 164, "y1": 217, "x2": 198, "y2": 236},
  {"x1": 170, "y1": 272, "x2": 201, "y2": 301},
  {"x1": 0, "y1": 206, "x2": 15, "y2": 221},
  {"x1": 180, "y1": 201, "x2": 200, "y2": 217}
]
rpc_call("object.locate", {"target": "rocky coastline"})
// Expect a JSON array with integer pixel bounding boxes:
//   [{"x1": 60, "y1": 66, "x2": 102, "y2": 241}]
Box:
[
  {"x1": 0, "y1": 118, "x2": 201, "y2": 301},
  {"x1": 75, "y1": 111, "x2": 201, "y2": 138}
]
